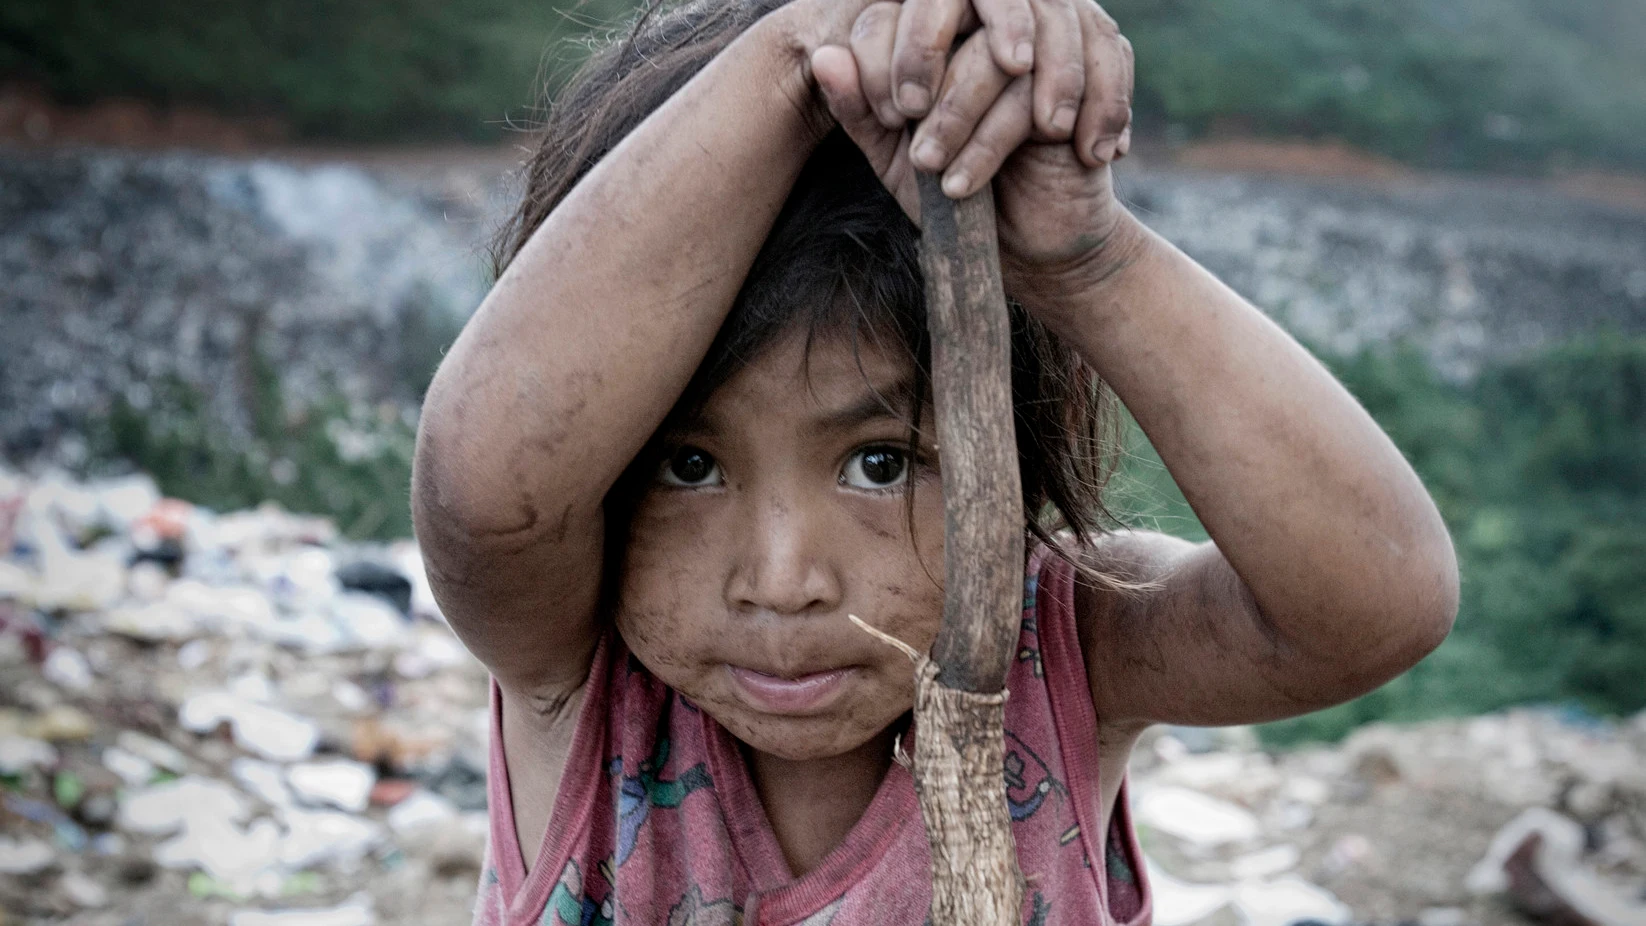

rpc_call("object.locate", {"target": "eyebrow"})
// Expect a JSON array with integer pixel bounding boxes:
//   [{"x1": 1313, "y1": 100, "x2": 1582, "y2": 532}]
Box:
[
  {"x1": 814, "y1": 376, "x2": 922, "y2": 432},
  {"x1": 670, "y1": 376, "x2": 924, "y2": 440}
]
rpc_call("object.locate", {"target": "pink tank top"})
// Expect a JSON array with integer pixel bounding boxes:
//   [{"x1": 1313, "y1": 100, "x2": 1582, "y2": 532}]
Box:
[{"x1": 473, "y1": 545, "x2": 1153, "y2": 926}]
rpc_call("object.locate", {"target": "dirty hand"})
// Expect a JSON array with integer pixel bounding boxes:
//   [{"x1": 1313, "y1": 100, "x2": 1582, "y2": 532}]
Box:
[{"x1": 810, "y1": 0, "x2": 1137, "y2": 296}]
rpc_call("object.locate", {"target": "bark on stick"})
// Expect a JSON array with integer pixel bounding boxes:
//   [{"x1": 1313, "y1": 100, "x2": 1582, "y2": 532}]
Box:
[{"x1": 912, "y1": 171, "x2": 1026, "y2": 925}]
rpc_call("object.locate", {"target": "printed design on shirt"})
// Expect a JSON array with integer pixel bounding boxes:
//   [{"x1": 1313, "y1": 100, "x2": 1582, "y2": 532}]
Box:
[
  {"x1": 1106, "y1": 829, "x2": 1139, "y2": 887},
  {"x1": 664, "y1": 883, "x2": 741, "y2": 926},
  {"x1": 1003, "y1": 730, "x2": 1064, "y2": 822},
  {"x1": 616, "y1": 732, "x2": 712, "y2": 865},
  {"x1": 1018, "y1": 571, "x2": 1044, "y2": 678},
  {"x1": 546, "y1": 859, "x2": 615, "y2": 926},
  {"x1": 1026, "y1": 891, "x2": 1051, "y2": 926}
]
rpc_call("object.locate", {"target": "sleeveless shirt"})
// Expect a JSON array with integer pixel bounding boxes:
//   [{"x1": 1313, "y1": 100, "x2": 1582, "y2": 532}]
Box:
[{"x1": 472, "y1": 544, "x2": 1153, "y2": 926}]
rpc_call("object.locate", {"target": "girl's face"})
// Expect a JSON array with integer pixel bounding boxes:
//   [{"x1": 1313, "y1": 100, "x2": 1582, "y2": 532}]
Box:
[{"x1": 615, "y1": 331, "x2": 946, "y2": 762}]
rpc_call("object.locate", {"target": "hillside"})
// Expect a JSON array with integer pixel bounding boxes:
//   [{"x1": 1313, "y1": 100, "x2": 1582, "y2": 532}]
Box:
[{"x1": 3, "y1": 0, "x2": 1645, "y2": 171}]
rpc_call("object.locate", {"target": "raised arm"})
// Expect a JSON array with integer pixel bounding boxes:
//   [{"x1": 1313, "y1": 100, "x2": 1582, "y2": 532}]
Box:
[
  {"x1": 411, "y1": 2, "x2": 866, "y2": 698},
  {"x1": 1033, "y1": 215, "x2": 1461, "y2": 729}
]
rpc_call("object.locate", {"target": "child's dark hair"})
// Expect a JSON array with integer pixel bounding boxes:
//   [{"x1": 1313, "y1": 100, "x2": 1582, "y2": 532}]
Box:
[{"x1": 491, "y1": 0, "x2": 1127, "y2": 565}]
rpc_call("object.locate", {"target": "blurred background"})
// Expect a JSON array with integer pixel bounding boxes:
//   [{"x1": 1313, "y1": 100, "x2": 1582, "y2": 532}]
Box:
[{"x1": 1, "y1": 1, "x2": 1642, "y2": 924}]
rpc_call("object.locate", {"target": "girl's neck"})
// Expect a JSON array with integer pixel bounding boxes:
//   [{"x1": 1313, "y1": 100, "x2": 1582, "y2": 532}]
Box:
[{"x1": 743, "y1": 724, "x2": 901, "y2": 878}]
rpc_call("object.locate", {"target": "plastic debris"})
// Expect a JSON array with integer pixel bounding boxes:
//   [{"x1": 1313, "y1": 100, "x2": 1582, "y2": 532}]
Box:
[
  {"x1": 179, "y1": 691, "x2": 320, "y2": 762},
  {"x1": 0, "y1": 837, "x2": 56, "y2": 875},
  {"x1": 119, "y1": 776, "x2": 250, "y2": 834},
  {"x1": 0, "y1": 734, "x2": 57, "y2": 774},
  {"x1": 233, "y1": 758, "x2": 296, "y2": 808},
  {"x1": 335, "y1": 560, "x2": 412, "y2": 615},
  {"x1": 1467, "y1": 807, "x2": 1646, "y2": 926},
  {"x1": 1135, "y1": 785, "x2": 1262, "y2": 847},
  {"x1": 59, "y1": 869, "x2": 110, "y2": 907},
  {"x1": 286, "y1": 759, "x2": 376, "y2": 813},
  {"x1": 42, "y1": 646, "x2": 94, "y2": 691},
  {"x1": 229, "y1": 893, "x2": 376, "y2": 926},
  {"x1": 385, "y1": 790, "x2": 458, "y2": 835},
  {"x1": 7, "y1": 464, "x2": 1642, "y2": 923},
  {"x1": 277, "y1": 808, "x2": 382, "y2": 870}
]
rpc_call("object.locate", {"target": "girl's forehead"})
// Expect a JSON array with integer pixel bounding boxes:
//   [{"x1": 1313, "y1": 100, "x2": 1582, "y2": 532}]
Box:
[{"x1": 699, "y1": 331, "x2": 922, "y2": 427}]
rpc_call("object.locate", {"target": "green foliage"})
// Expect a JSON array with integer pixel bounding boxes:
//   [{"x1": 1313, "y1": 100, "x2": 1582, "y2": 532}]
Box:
[
  {"x1": 3, "y1": 0, "x2": 1644, "y2": 168},
  {"x1": 1109, "y1": 336, "x2": 1646, "y2": 746},
  {"x1": 0, "y1": 0, "x2": 627, "y2": 140},
  {"x1": 1103, "y1": 0, "x2": 1646, "y2": 170},
  {"x1": 93, "y1": 365, "x2": 419, "y2": 541}
]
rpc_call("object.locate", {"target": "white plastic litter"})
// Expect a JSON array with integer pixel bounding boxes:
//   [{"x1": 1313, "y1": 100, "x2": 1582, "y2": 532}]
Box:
[
  {"x1": 155, "y1": 816, "x2": 283, "y2": 883},
  {"x1": 92, "y1": 474, "x2": 162, "y2": 529},
  {"x1": 331, "y1": 592, "x2": 406, "y2": 649},
  {"x1": 1145, "y1": 860, "x2": 1235, "y2": 926},
  {"x1": 118, "y1": 775, "x2": 250, "y2": 834},
  {"x1": 59, "y1": 869, "x2": 111, "y2": 907},
  {"x1": 233, "y1": 758, "x2": 296, "y2": 807},
  {"x1": 386, "y1": 790, "x2": 459, "y2": 835},
  {"x1": 1465, "y1": 806, "x2": 1584, "y2": 895},
  {"x1": 103, "y1": 601, "x2": 202, "y2": 642},
  {"x1": 1229, "y1": 844, "x2": 1302, "y2": 880},
  {"x1": 277, "y1": 808, "x2": 382, "y2": 870},
  {"x1": 115, "y1": 730, "x2": 190, "y2": 773},
  {"x1": 1232, "y1": 875, "x2": 1353, "y2": 926},
  {"x1": 102, "y1": 747, "x2": 158, "y2": 787},
  {"x1": 0, "y1": 837, "x2": 56, "y2": 875},
  {"x1": 286, "y1": 759, "x2": 375, "y2": 813},
  {"x1": 393, "y1": 630, "x2": 469, "y2": 679},
  {"x1": 0, "y1": 735, "x2": 58, "y2": 774},
  {"x1": 179, "y1": 691, "x2": 320, "y2": 761},
  {"x1": 229, "y1": 893, "x2": 376, "y2": 926},
  {"x1": 0, "y1": 560, "x2": 32, "y2": 600},
  {"x1": 42, "y1": 647, "x2": 95, "y2": 691},
  {"x1": 1134, "y1": 785, "x2": 1262, "y2": 847}
]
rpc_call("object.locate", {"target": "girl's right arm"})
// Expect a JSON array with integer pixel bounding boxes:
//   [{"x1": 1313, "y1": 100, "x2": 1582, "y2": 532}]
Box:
[{"x1": 412, "y1": 3, "x2": 865, "y2": 701}]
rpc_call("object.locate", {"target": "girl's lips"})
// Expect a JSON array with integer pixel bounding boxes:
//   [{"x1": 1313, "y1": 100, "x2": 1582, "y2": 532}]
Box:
[{"x1": 726, "y1": 665, "x2": 853, "y2": 714}]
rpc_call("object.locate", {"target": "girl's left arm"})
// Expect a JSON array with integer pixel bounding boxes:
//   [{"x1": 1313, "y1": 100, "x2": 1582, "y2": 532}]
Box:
[
  {"x1": 1026, "y1": 213, "x2": 1460, "y2": 728},
  {"x1": 815, "y1": 0, "x2": 1456, "y2": 728}
]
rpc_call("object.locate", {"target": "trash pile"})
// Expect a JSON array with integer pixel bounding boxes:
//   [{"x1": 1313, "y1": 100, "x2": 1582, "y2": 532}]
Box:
[
  {"x1": 0, "y1": 465, "x2": 490, "y2": 925},
  {"x1": 3, "y1": 462, "x2": 1645, "y2": 926},
  {"x1": 1131, "y1": 713, "x2": 1646, "y2": 926}
]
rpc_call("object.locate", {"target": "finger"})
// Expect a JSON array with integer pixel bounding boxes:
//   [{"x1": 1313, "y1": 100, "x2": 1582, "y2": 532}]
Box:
[
  {"x1": 908, "y1": 32, "x2": 1015, "y2": 174},
  {"x1": 890, "y1": 0, "x2": 966, "y2": 118},
  {"x1": 941, "y1": 75, "x2": 1034, "y2": 198},
  {"x1": 812, "y1": 46, "x2": 903, "y2": 174},
  {"x1": 971, "y1": 0, "x2": 1036, "y2": 76},
  {"x1": 850, "y1": 3, "x2": 905, "y2": 129},
  {"x1": 1073, "y1": 2, "x2": 1134, "y2": 165},
  {"x1": 1030, "y1": 0, "x2": 1085, "y2": 141}
]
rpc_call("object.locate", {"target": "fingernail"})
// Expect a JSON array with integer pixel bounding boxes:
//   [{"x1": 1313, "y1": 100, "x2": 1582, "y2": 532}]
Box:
[
  {"x1": 912, "y1": 137, "x2": 946, "y2": 170},
  {"x1": 1051, "y1": 104, "x2": 1077, "y2": 135},
  {"x1": 897, "y1": 81, "x2": 931, "y2": 114},
  {"x1": 943, "y1": 170, "x2": 970, "y2": 198},
  {"x1": 1094, "y1": 138, "x2": 1119, "y2": 163},
  {"x1": 1013, "y1": 42, "x2": 1034, "y2": 69},
  {"x1": 878, "y1": 104, "x2": 904, "y2": 128}
]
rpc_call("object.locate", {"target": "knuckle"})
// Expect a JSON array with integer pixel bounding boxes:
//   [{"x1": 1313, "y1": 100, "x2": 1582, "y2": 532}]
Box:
[{"x1": 1089, "y1": 2, "x2": 1120, "y2": 32}]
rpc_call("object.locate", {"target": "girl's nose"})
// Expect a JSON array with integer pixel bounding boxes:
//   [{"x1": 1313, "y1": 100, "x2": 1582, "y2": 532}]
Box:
[{"x1": 725, "y1": 494, "x2": 842, "y2": 616}]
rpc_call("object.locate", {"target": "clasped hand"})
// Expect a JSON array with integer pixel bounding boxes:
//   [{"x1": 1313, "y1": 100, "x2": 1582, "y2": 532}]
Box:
[{"x1": 808, "y1": 0, "x2": 1138, "y2": 297}]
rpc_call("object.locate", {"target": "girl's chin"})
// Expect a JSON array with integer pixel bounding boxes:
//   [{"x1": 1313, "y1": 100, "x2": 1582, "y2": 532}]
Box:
[{"x1": 717, "y1": 705, "x2": 908, "y2": 764}]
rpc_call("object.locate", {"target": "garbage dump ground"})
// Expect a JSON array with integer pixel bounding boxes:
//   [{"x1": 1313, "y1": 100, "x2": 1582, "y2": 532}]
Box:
[{"x1": 3, "y1": 466, "x2": 1644, "y2": 925}]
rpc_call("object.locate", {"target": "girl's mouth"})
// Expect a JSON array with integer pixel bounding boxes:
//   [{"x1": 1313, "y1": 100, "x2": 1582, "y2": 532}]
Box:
[{"x1": 725, "y1": 665, "x2": 853, "y2": 715}]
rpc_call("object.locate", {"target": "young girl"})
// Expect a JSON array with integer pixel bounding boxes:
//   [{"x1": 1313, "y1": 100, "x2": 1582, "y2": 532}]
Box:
[{"x1": 411, "y1": 0, "x2": 1460, "y2": 921}]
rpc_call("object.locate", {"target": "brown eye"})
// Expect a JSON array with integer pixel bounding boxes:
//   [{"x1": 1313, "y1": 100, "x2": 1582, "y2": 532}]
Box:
[
  {"x1": 841, "y1": 447, "x2": 908, "y2": 489},
  {"x1": 658, "y1": 447, "x2": 722, "y2": 487}
]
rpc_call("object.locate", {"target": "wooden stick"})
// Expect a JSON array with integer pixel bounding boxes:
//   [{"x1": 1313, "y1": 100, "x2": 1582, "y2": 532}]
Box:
[{"x1": 911, "y1": 171, "x2": 1025, "y2": 924}]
